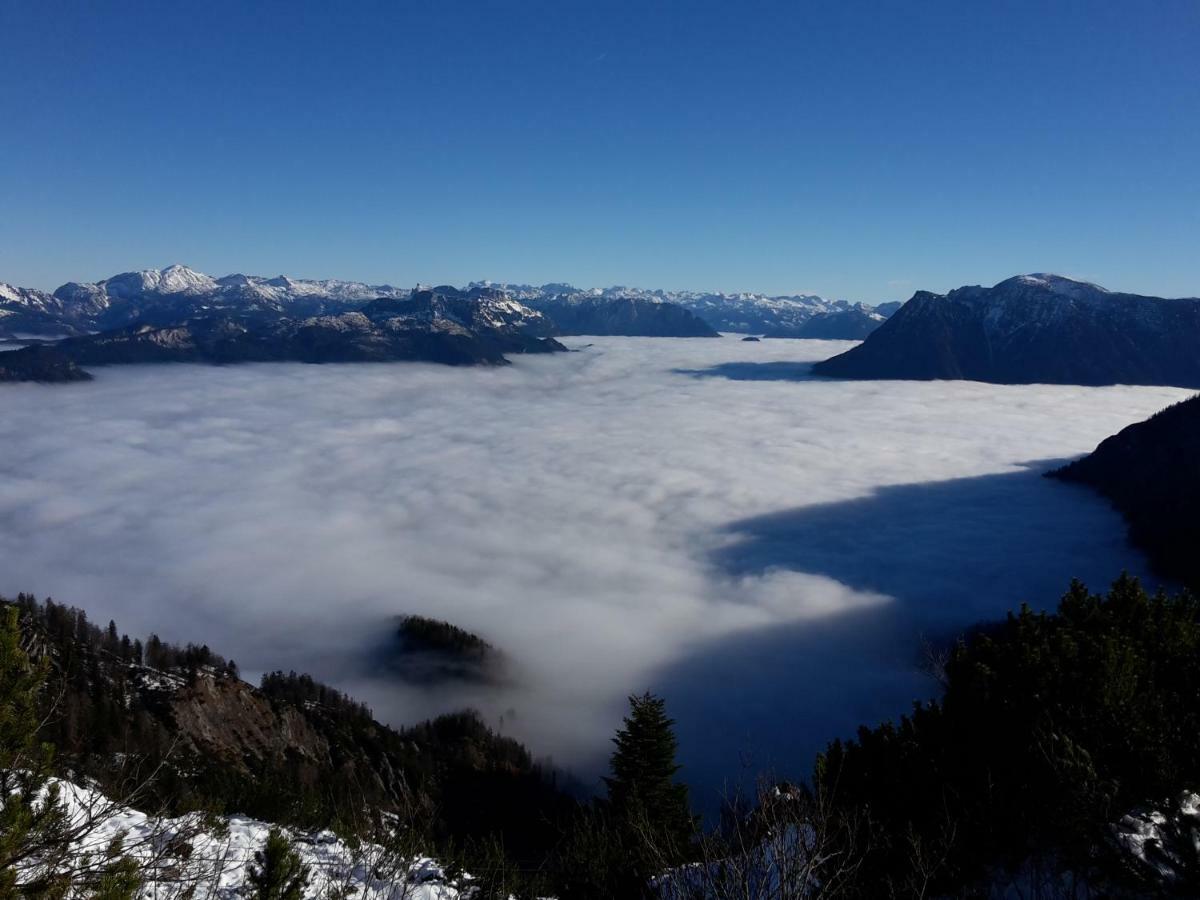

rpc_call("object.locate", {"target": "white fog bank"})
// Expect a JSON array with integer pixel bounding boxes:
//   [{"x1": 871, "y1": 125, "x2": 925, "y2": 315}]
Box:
[{"x1": 0, "y1": 337, "x2": 1189, "y2": 803}]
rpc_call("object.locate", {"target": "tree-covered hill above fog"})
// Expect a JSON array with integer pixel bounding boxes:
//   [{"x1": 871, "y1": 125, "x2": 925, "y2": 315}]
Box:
[
  {"x1": 0, "y1": 345, "x2": 92, "y2": 382},
  {"x1": 378, "y1": 614, "x2": 508, "y2": 685},
  {"x1": 1049, "y1": 393, "x2": 1200, "y2": 592}
]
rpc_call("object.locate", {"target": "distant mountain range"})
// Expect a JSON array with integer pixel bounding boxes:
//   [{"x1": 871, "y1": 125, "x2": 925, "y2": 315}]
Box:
[
  {"x1": 523, "y1": 294, "x2": 719, "y2": 337},
  {"x1": 1, "y1": 265, "x2": 414, "y2": 338},
  {"x1": 1049, "y1": 394, "x2": 1200, "y2": 591},
  {"x1": 475, "y1": 280, "x2": 892, "y2": 338},
  {"x1": 1, "y1": 265, "x2": 896, "y2": 343},
  {"x1": 813, "y1": 274, "x2": 1200, "y2": 387},
  {"x1": 0, "y1": 283, "x2": 567, "y2": 381}
]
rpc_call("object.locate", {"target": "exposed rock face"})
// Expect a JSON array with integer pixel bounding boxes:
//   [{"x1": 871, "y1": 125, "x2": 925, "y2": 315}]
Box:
[
  {"x1": 813, "y1": 274, "x2": 1200, "y2": 387},
  {"x1": 525, "y1": 295, "x2": 720, "y2": 336},
  {"x1": 1048, "y1": 394, "x2": 1200, "y2": 590}
]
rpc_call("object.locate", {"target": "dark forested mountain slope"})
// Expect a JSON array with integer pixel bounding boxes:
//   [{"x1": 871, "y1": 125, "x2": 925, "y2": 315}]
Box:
[
  {"x1": 3, "y1": 593, "x2": 572, "y2": 854},
  {"x1": 813, "y1": 274, "x2": 1200, "y2": 386},
  {"x1": 0, "y1": 346, "x2": 92, "y2": 382},
  {"x1": 1048, "y1": 394, "x2": 1200, "y2": 590},
  {"x1": 817, "y1": 575, "x2": 1200, "y2": 895}
]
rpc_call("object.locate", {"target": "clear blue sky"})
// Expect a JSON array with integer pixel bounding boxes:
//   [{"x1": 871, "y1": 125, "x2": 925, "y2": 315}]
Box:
[{"x1": 2, "y1": 0, "x2": 1197, "y2": 301}]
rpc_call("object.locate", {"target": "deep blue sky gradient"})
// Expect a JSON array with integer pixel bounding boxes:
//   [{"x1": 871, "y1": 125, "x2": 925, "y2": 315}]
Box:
[{"x1": 2, "y1": 0, "x2": 1197, "y2": 301}]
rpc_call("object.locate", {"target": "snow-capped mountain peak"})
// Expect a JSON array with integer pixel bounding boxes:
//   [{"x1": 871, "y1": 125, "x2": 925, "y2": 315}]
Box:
[{"x1": 102, "y1": 265, "x2": 218, "y2": 299}]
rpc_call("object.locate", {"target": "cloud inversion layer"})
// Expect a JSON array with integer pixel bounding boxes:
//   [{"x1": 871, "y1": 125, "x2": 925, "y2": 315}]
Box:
[{"x1": 0, "y1": 338, "x2": 1188, "y2": 800}]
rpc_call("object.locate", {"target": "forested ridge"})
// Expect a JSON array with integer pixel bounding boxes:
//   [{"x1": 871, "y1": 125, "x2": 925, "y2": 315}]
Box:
[
  {"x1": 0, "y1": 593, "x2": 573, "y2": 859},
  {"x1": 1049, "y1": 393, "x2": 1200, "y2": 592}
]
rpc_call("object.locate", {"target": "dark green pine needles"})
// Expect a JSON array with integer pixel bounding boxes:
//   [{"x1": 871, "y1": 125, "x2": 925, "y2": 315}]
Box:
[{"x1": 604, "y1": 692, "x2": 695, "y2": 853}]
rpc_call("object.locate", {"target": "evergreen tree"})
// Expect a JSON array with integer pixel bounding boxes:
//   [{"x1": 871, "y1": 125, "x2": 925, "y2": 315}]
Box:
[
  {"x1": 604, "y1": 693, "x2": 695, "y2": 859},
  {"x1": 246, "y1": 828, "x2": 311, "y2": 900},
  {"x1": 105, "y1": 620, "x2": 119, "y2": 654}
]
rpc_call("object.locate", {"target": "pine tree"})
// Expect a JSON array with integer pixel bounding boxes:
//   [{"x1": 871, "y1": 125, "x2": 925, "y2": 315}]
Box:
[
  {"x1": 105, "y1": 620, "x2": 119, "y2": 654},
  {"x1": 603, "y1": 693, "x2": 695, "y2": 860},
  {"x1": 246, "y1": 828, "x2": 311, "y2": 900}
]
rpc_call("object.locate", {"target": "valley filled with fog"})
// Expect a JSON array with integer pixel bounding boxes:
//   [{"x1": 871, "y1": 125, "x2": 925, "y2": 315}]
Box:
[{"x1": 0, "y1": 337, "x2": 1189, "y2": 805}]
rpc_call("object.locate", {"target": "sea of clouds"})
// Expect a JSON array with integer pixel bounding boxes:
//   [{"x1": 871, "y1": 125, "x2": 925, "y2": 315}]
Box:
[{"x1": 0, "y1": 337, "x2": 1190, "y2": 805}]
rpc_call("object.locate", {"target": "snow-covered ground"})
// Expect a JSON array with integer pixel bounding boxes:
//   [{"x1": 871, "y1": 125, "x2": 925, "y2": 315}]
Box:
[
  {"x1": 1113, "y1": 791, "x2": 1200, "y2": 884},
  {"x1": 26, "y1": 777, "x2": 1188, "y2": 898},
  {"x1": 21, "y1": 780, "x2": 459, "y2": 899}
]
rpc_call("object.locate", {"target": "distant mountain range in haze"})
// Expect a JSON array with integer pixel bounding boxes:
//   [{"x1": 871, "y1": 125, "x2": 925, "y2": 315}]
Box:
[{"x1": 813, "y1": 274, "x2": 1200, "y2": 387}]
